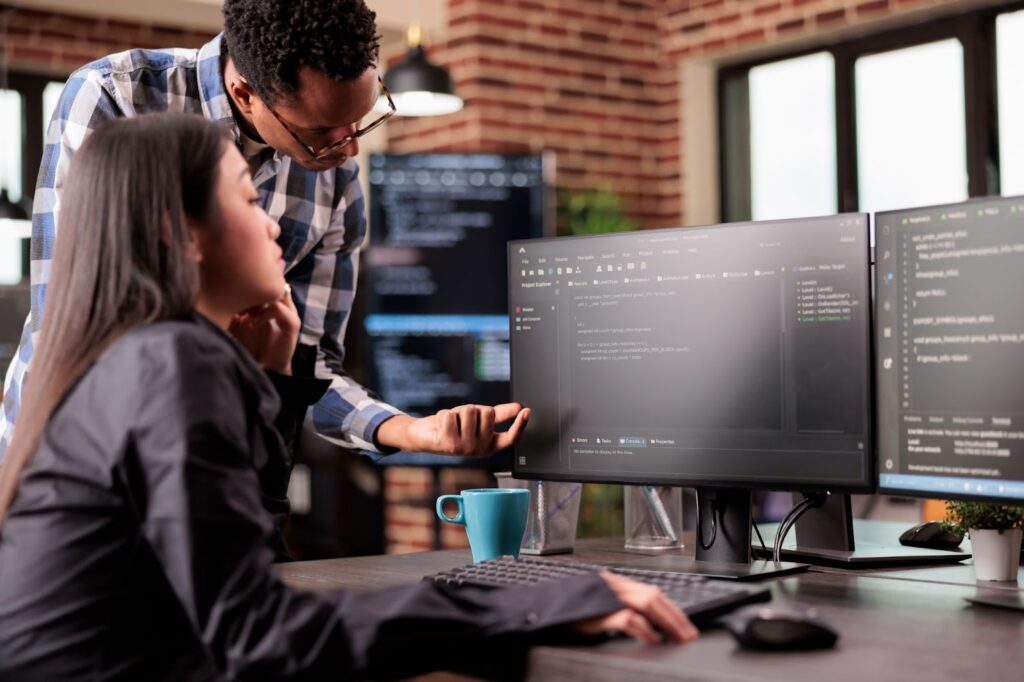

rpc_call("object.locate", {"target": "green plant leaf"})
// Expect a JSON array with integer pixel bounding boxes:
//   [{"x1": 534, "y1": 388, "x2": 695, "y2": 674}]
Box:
[{"x1": 944, "y1": 500, "x2": 1024, "y2": 533}]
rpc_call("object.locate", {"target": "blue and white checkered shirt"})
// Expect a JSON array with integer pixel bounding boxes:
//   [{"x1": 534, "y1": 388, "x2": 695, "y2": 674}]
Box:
[{"x1": 0, "y1": 34, "x2": 403, "y2": 459}]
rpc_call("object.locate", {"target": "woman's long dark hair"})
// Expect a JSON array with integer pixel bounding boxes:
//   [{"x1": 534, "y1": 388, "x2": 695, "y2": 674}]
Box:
[{"x1": 0, "y1": 113, "x2": 230, "y2": 528}]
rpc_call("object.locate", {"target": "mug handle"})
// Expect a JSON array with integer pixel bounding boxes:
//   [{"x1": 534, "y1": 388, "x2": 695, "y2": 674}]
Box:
[{"x1": 436, "y1": 495, "x2": 465, "y2": 525}]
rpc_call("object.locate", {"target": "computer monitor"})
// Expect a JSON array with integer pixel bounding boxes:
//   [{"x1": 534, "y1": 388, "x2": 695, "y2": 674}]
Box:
[
  {"x1": 509, "y1": 214, "x2": 874, "y2": 576},
  {"x1": 875, "y1": 195, "x2": 1024, "y2": 505},
  {"x1": 363, "y1": 153, "x2": 549, "y2": 466}
]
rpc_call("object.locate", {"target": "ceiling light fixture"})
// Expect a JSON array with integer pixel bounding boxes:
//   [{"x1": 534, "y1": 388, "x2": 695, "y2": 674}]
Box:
[{"x1": 381, "y1": 24, "x2": 463, "y2": 117}]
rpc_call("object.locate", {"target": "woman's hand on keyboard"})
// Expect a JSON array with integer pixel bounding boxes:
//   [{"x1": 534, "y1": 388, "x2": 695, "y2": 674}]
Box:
[{"x1": 572, "y1": 572, "x2": 700, "y2": 644}]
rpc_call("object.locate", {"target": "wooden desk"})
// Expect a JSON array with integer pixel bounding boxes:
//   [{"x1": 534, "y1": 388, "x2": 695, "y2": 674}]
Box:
[{"x1": 277, "y1": 538, "x2": 1024, "y2": 682}]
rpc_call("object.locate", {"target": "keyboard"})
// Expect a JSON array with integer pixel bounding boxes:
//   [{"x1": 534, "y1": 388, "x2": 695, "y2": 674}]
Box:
[{"x1": 427, "y1": 555, "x2": 771, "y2": 625}]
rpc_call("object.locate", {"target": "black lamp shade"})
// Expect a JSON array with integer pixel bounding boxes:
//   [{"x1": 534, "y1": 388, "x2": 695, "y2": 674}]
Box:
[
  {"x1": 383, "y1": 45, "x2": 464, "y2": 117},
  {"x1": 385, "y1": 45, "x2": 455, "y2": 94}
]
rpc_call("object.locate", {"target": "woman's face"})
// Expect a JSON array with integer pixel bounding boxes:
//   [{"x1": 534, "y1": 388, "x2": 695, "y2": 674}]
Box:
[{"x1": 196, "y1": 145, "x2": 285, "y2": 315}]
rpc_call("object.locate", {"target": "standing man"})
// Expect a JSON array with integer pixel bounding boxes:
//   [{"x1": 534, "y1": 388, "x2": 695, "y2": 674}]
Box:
[{"x1": 0, "y1": 0, "x2": 528, "y2": 461}]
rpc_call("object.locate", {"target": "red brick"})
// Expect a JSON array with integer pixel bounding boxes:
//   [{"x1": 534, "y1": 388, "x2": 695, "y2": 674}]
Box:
[
  {"x1": 700, "y1": 38, "x2": 727, "y2": 53},
  {"x1": 38, "y1": 28, "x2": 79, "y2": 42},
  {"x1": 515, "y1": 40, "x2": 548, "y2": 54},
  {"x1": 492, "y1": 16, "x2": 528, "y2": 30},
  {"x1": 817, "y1": 8, "x2": 848, "y2": 23},
  {"x1": 581, "y1": 30, "x2": 609, "y2": 43},
  {"x1": 556, "y1": 7, "x2": 586, "y2": 20},
  {"x1": 9, "y1": 7, "x2": 50, "y2": 21},
  {"x1": 476, "y1": 34, "x2": 508, "y2": 47},
  {"x1": 11, "y1": 45, "x2": 56, "y2": 64},
  {"x1": 754, "y1": 2, "x2": 783, "y2": 16},
  {"x1": 474, "y1": 75, "x2": 512, "y2": 88},
  {"x1": 737, "y1": 28, "x2": 766, "y2": 44},
  {"x1": 516, "y1": 82, "x2": 547, "y2": 94},
  {"x1": 856, "y1": 0, "x2": 890, "y2": 14},
  {"x1": 717, "y1": 13, "x2": 741, "y2": 25},
  {"x1": 777, "y1": 18, "x2": 806, "y2": 32},
  {"x1": 151, "y1": 26, "x2": 186, "y2": 42},
  {"x1": 595, "y1": 14, "x2": 625, "y2": 27},
  {"x1": 540, "y1": 65, "x2": 574, "y2": 77}
]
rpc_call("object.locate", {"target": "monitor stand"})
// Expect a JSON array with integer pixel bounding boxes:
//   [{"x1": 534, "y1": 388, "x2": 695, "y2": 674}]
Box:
[
  {"x1": 753, "y1": 493, "x2": 971, "y2": 567},
  {"x1": 618, "y1": 489, "x2": 810, "y2": 582}
]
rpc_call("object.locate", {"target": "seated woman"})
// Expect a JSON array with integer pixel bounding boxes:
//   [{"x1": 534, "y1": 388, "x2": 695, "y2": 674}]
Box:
[{"x1": 0, "y1": 113, "x2": 696, "y2": 680}]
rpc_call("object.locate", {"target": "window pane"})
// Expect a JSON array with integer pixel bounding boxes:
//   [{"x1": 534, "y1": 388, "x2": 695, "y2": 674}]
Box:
[
  {"x1": 0, "y1": 89, "x2": 23, "y2": 205},
  {"x1": 749, "y1": 52, "x2": 837, "y2": 221},
  {"x1": 997, "y1": 11, "x2": 1024, "y2": 196},
  {"x1": 856, "y1": 39, "x2": 967, "y2": 214},
  {"x1": 42, "y1": 80, "x2": 66, "y2": 142},
  {"x1": 0, "y1": 231, "x2": 24, "y2": 286},
  {"x1": 0, "y1": 88, "x2": 24, "y2": 286}
]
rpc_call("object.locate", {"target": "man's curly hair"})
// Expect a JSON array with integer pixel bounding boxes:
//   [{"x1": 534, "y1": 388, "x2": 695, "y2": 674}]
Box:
[{"x1": 223, "y1": 0, "x2": 380, "y2": 105}]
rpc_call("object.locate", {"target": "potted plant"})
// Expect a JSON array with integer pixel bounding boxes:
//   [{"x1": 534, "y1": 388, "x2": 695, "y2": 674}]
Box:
[
  {"x1": 558, "y1": 185, "x2": 637, "y2": 236},
  {"x1": 944, "y1": 501, "x2": 1024, "y2": 582}
]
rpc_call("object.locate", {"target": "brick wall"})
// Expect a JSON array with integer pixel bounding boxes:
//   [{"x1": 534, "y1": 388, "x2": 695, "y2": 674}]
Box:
[
  {"x1": 2, "y1": 5, "x2": 212, "y2": 75},
  {"x1": 384, "y1": 0, "x2": 961, "y2": 228},
  {"x1": 384, "y1": 466, "x2": 492, "y2": 554},
  {"x1": 384, "y1": 0, "x2": 682, "y2": 227},
  {"x1": 660, "y1": 0, "x2": 962, "y2": 60}
]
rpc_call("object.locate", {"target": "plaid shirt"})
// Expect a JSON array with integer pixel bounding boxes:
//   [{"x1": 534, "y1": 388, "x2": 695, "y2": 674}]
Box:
[{"x1": 0, "y1": 35, "x2": 403, "y2": 459}]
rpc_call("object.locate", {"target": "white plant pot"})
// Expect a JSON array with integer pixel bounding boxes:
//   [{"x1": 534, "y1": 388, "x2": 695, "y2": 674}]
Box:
[{"x1": 969, "y1": 528, "x2": 1022, "y2": 582}]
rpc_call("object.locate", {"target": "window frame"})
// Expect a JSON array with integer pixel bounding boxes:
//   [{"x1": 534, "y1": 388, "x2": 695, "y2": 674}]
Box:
[
  {"x1": 4, "y1": 71, "x2": 51, "y2": 207},
  {"x1": 718, "y1": 3, "x2": 1020, "y2": 222}
]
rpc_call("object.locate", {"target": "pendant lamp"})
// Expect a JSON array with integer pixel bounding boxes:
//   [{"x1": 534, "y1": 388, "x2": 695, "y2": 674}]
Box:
[{"x1": 382, "y1": 24, "x2": 463, "y2": 117}]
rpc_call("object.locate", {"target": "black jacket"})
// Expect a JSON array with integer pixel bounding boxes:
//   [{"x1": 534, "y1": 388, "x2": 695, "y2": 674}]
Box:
[{"x1": 0, "y1": 316, "x2": 622, "y2": 681}]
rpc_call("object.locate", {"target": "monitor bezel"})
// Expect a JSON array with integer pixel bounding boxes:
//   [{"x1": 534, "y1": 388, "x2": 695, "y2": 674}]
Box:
[
  {"x1": 874, "y1": 194, "x2": 1024, "y2": 505},
  {"x1": 508, "y1": 212, "x2": 876, "y2": 494}
]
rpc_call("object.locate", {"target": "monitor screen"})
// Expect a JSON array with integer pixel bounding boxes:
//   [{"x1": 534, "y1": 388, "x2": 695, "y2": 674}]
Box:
[
  {"x1": 509, "y1": 215, "x2": 873, "y2": 491},
  {"x1": 876, "y1": 196, "x2": 1024, "y2": 503},
  {"x1": 366, "y1": 153, "x2": 547, "y2": 315},
  {"x1": 362, "y1": 154, "x2": 547, "y2": 464}
]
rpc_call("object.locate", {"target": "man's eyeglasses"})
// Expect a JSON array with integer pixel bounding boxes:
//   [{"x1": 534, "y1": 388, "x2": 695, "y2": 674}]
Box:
[{"x1": 267, "y1": 76, "x2": 396, "y2": 162}]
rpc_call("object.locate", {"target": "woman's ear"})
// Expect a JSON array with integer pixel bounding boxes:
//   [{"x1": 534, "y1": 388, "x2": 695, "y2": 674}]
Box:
[
  {"x1": 160, "y1": 212, "x2": 203, "y2": 263},
  {"x1": 184, "y1": 219, "x2": 204, "y2": 264}
]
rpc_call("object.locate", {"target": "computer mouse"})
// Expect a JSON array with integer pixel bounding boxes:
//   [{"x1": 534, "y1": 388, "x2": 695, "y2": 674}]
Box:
[
  {"x1": 899, "y1": 521, "x2": 964, "y2": 550},
  {"x1": 723, "y1": 608, "x2": 839, "y2": 651}
]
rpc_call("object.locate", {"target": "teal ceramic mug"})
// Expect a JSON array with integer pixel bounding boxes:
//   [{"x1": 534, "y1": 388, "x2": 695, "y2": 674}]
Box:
[{"x1": 436, "y1": 488, "x2": 530, "y2": 563}]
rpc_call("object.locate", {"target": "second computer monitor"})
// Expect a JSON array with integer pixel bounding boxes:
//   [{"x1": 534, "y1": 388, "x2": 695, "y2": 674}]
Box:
[
  {"x1": 509, "y1": 214, "x2": 873, "y2": 492},
  {"x1": 876, "y1": 196, "x2": 1024, "y2": 504}
]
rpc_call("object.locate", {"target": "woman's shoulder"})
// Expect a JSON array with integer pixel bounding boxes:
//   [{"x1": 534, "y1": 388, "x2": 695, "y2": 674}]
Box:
[
  {"x1": 118, "y1": 316, "x2": 231, "y2": 353},
  {"x1": 97, "y1": 316, "x2": 251, "y2": 395}
]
